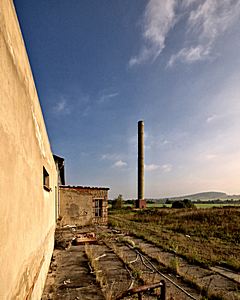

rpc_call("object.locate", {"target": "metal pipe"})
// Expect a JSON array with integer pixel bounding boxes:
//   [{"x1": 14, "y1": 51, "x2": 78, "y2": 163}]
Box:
[{"x1": 116, "y1": 281, "x2": 165, "y2": 300}]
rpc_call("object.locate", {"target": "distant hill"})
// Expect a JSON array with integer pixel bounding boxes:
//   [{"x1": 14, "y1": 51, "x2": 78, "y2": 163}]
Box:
[
  {"x1": 147, "y1": 191, "x2": 240, "y2": 203},
  {"x1": 172, "y1": 191, "x2": 228, "y2": 201}
]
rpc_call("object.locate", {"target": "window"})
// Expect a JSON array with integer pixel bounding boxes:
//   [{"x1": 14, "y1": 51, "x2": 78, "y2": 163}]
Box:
[
  {"x1": 43, "y1": 166, "x2": 50, "y2": 191},
  {"x1": 94, "y1": 199, "x2": 103, "y2": 217}
]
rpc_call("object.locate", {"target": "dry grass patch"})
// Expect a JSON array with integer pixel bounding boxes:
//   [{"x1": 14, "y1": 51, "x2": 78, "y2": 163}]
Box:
[{"x1": 109, "y1": 207, "x2": 240, "y2": 271}]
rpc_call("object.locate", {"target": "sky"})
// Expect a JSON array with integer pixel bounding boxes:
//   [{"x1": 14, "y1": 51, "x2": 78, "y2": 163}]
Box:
[{"x1": 14, "y1": 0, "x2": 240, "y2": 199}]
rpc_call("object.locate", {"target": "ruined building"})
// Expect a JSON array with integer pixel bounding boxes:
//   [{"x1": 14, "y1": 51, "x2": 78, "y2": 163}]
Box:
[
  {"x1": 0, "y1": 1, "x2": 108, "y2": 298},
  {"x1": 59, "y1": 185, "x2": 109, "y2": 226},
  {"x1": 54, "y1": 156, "x2": 109, "y2": 226}
]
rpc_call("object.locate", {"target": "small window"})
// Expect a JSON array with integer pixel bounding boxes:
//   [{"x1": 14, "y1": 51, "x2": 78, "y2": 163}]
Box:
[
  {"x1": 94, "y1": 199, "x2": 103, "y2": 217},
  {"x1": 43, "y1": 166, "x2": 50, "y2": 191}
]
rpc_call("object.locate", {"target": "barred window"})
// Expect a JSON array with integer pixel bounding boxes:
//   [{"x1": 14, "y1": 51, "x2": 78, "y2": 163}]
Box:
[{"x1": 94, "y1": 199, "x2": 103, "y2": 217}]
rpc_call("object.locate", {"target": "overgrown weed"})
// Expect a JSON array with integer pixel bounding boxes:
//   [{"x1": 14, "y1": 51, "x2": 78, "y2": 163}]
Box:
[{"x1": 109, "y1": 207, "x2": 240, "y2": 271}]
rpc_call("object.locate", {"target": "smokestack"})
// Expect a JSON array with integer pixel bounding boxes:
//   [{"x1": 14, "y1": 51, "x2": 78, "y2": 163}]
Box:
[{"x1": 137, "y1": 120, "x2": 146, "y2": 209}]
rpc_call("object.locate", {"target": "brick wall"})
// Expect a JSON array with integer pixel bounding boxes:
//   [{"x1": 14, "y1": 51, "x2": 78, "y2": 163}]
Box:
[{"x1": 59, "y1": 186, "x2": 109, "y2": 226}]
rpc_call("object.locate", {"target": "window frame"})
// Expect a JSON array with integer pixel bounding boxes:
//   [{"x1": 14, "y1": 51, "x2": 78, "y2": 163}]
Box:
[
  {"x1": 43, "y1": 166, "x2": 51, "y2": 192},
  {"x1": 94, "y1": 198, "x2": 103, "y2": 217}
]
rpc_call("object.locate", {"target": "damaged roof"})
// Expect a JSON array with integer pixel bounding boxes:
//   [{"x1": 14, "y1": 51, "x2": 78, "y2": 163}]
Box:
[{"x1": 60, "y1": 185, "x2": 109, "y2": 190}]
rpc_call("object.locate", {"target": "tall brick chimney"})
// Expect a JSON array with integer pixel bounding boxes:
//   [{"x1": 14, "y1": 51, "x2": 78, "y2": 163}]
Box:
[{"x1": 136, "y1": 120, "x2": 146, "y2": 209}]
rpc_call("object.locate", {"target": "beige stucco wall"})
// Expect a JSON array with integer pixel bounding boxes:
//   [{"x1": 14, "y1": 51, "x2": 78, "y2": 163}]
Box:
[
  {"x1": 59, "y1": 187, "x2": 109, "y2": 226},
  {"x1": 0, "y1": 1, "x2": 58, "y2": 299}
]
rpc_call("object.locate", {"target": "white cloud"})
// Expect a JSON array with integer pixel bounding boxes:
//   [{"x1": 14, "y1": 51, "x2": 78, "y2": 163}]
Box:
[
  {"x1": 52, "y1": 89, "x2": 92, "y2": 116},
  {"x1": 145, "y1": 163, "x2": 173, "y2": 172},
  {"x1": 101, "y1": 154, "x2": 110, "y2": 160},
  {"x1": 167, "y1": 45, "x2": 210, "y2": 67},
  {"x1": 169, "y1": 0, "x2": 240, "y2": 66},
  {"x1": 145, "y1": 164, "x2": 160, "y2": 171},
  {"x1": 206, "y1": 114, "x2": 218, "y2": 123},
  {"x1": 129, "y1": 0, "x2": 177, "y2": 67},
  {"x1": 181, "y1": 0, "x2": 199, "y2": 9},
  {"x1": 101, "y1": 153, "x2": 120, "y2": 161},
  {"x1": 188, "y1": 0, "x2": 240, "y2": 41},
  {"x1": 113, "y1": 160, "x2": 128, "y2": 168},
  {"x1": 54, "y1": 98, "x2": 71, "y2": 114},
  {"x1": 162, "y1": 139, "x2": 170, "y2": 145},
  {"x1": 161, "y1": 164, "x2": 173, "y2": 172},
  {"x1": 130, "y1": 0, "x2": 240, "y2": 67},
  {"x1": 98, "y1": 92, "x2": 119, "y2": 104},
  {"x1": 205, "y1": 154, "x2": 218, "y2": 160},
  {"x1": 56, "y1": 100, "x2": 66, "y2": 112}
]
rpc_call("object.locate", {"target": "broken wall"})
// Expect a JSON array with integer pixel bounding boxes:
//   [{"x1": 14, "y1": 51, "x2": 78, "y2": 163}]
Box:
[
  {"x1": 0, "y1": 1, "x2": 58, "y2": 299},
  {"x1": 59, "y1": 186, "x2": 109, "y2": 226}
]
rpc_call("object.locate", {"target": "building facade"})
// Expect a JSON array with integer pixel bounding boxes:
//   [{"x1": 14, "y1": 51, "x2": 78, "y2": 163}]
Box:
[
  {"x1": 0, "y1": 1, "x2": 109, "y2": 299},
  {"x1": 59, "y1": 186, "x2": 109, "y2": 226},
  {"x1": 0, "y1": 1, "x2": 58, "y2": 299}
]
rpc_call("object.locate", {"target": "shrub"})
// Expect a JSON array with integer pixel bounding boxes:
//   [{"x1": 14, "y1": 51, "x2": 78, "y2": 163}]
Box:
[
  {"x1": 112, "y1": 194, "x2": 123, "y2": 209},
  {"x1": 172, "y1": 199, "x2": 196, "y2": 209}
]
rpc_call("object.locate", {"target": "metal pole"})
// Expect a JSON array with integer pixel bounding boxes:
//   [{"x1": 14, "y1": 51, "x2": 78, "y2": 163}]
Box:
[{"x1": 159, "y1": 280, "x2": 166, "y2": 300}]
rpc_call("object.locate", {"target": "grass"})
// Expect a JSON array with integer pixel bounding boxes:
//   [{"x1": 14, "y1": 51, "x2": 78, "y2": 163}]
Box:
[
  {"x1": 85, "y1": 244, "x2": 114, "y2": 300},
  {"x1": 103, "y1": 237, "x2": 161, "y2": 294},
  {"x1": 109, "y1": 207, "x2": 240, "y2": 271},
  {"x1": 109, "y1": 203, "x2": 240, "y2": 209},
  {"x1": 146, "y1": 203, "x2": 240, "y2": 208},
  {"x1": 195, "y1": 203, "x2": 240, "y2": 208},
  {"x1": 100, "y1": 232, "x2": 225, "y2": 300}
]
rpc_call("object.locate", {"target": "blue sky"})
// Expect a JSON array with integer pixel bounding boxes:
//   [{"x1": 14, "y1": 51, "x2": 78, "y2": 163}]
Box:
[{"x1": 14, "y1": 0, "x2": 240, "y2": 199}]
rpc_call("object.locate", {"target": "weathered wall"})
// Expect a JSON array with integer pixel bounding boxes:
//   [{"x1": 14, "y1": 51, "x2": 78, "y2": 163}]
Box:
[
  {"x1": 59, "y1": 187, "x2": 109, "y2": 226},
  {"x1": 0, "y1": 1, "x2": 58, "y2": 299}
]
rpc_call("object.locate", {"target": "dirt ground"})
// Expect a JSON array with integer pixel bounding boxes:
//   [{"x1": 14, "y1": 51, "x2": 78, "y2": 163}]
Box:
[{"x1": 42, "y1": 226, "x2": 240, "y2": 300}]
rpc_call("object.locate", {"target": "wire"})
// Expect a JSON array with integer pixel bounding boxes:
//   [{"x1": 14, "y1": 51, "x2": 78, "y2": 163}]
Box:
[{"x1": 127, "y1": 244, "x2": 198, "y2": 300}]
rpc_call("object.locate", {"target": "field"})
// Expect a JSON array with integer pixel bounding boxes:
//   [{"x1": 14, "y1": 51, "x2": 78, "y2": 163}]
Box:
[
  {"x1": 114, "y1": 202, "x2": 240, "y2": 209},
  {"x1": 136, "y1": 203, "x2": 240, "y2": 208},
  {"x1": 42, "y1": 207, "x2": 240, "y2": 300},
  {"x1": 109, "y1": 207, "x2": 240, "y2": 271}
]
